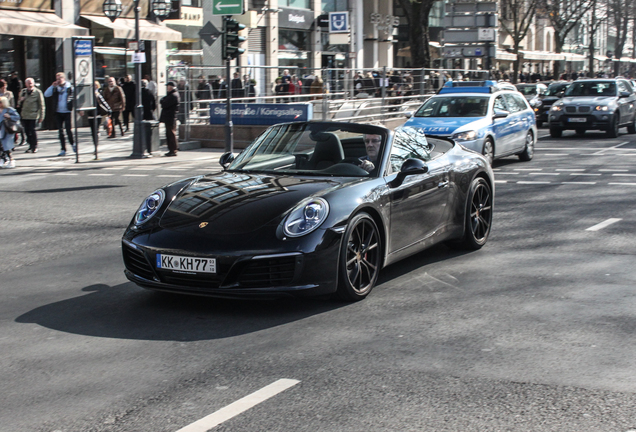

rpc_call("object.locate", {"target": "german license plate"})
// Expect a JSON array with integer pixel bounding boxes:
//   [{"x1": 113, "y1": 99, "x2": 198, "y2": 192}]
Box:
[
  {"x1": 157, "y1": 254, "x2": 216, "y2": 273},
  {"x1": 568, "y1": 117, "x2": 587, "y2": 123}
]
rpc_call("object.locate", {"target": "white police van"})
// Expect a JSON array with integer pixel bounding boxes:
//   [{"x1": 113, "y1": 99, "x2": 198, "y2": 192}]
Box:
[{"x1": 403, "y1": 80, "x2": 537, "y2": 165}]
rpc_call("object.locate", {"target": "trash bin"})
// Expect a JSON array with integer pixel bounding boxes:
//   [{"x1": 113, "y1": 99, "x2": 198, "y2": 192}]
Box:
[{"x1": 141, "y1": 120, "x2": 160, "y2": 153}]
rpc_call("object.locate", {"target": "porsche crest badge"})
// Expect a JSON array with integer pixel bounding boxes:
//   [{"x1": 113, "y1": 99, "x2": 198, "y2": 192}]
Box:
[{"x1": 199, "y1": 222, "x2": 208, "y2": 228}]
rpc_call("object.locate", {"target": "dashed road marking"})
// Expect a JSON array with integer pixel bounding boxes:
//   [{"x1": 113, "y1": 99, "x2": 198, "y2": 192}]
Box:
[
  {"x1": 157, "y1": 175, "x2": 184, "y2": 178},
  {"x1": 175, "y1": 379, "x2": 300, "y2": 432},
  {"x1": 600, "y1": 169, "x2": 629, "y2": 172},
  {"x1": 612, "y1": 173, "x2": 636, "y2": 177},
  {"x1": 561, "y1": 181, "x2": 597, "y2": 185},
  {"x1": 609, "y1": 182, "x2": 636, "y2": 186},
  {"x1": 556, "y1": 169, "x2": 585, "y2": 171},
  {"x1": 89, "y1": 174, "x2": 115, "y2": 176},
  {"x1": 586, "y1": 218, "x2": 622, "y2": 231},
  {"x1": 529, "y1": 172, "x2": 560, "y2": 176},
  {"x1": 122, "y1": 174, "x2": 149, "y2": 177},
  {"x1": 513, "y1": 168, "x2": 543, "y2": 171},
  {"x1": 517, "y1": 181, "x2": 552, "y2": 184},
  {"x1": 570, "y1": 173, "x2": 601, "y2": 176}
]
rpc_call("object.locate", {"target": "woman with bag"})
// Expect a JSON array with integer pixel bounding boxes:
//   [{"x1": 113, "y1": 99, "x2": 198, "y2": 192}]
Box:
[
  {"x1": 0, "y1": 96, "x2": 20, "y2": 168},
  {"x1": 80, "y1": 81, "x2": 111, "y2": 158}
]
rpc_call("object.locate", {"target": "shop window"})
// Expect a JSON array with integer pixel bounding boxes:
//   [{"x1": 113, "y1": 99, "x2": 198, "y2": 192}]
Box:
[
  {"x1": 181, "y1": 0, "x2": 201, "y2": 6},
  {"x1": 281, "y1": 0, "x2": 310, "y2": 10},
  {"x1": 279, "y1": 30, "x2": 309, "y2": 51},
  {"x1": 321, "y1": 0, "x2": 346, "y2": 13},
  {"x1": 0, "y1": 36, "x2": 16, "y2": 79},
  {"x1": 25, "y1": 38, "x2": 40, "y2": 85}
]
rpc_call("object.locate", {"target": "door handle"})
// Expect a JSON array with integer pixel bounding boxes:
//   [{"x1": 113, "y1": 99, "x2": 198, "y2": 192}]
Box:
[{"x1": 438, "y1": 180, "x2": 449, "y2": 188}]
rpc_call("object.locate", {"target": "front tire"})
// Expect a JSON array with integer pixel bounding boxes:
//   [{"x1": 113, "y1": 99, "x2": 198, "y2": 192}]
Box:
[
  {"x1": 518, "y1": 130, "x2": 534, "y2": 161},
  {"x1": 549, "y1": 127, "x2": 562, "y2": 138},
  {"x1": 336, "y1": 213, "x2": 382, "y2": 301},
  {"x1": 459, "y1": 178, "x2": 493, "y2": 250},
  {"x1": 627, "y1": 116, "x2": 636, "y2": 134},
  {"x1": 607, "y1": 114, "x2": 619, "y2": 138},
  {"x1": 482, "y1": 138, "x2": 494, "y2": 165}
]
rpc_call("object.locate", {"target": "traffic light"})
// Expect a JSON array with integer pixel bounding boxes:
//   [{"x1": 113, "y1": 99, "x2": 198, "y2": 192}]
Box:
[{"x1": 223, "y1": 17, "x2": 246, "y2": 59}]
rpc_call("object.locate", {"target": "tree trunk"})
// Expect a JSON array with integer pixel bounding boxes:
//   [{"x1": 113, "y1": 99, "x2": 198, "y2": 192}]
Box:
[{"x1": 553, "y1": 36, "x2": 564, "y2": 80}]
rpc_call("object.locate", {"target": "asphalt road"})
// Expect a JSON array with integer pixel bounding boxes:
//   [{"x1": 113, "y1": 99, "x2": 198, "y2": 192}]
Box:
[{"x1": 2, "y1": 128, "x2": 636, "y2": 432}]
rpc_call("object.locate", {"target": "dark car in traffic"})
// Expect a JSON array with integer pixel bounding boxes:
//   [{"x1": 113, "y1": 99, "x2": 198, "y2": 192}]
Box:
[
  {"x1": 122, "y1": 122, "x2": 494, "y2": 301},
  {"x1": 530, "y1": 81, "x2": 570, "y2": 127}
]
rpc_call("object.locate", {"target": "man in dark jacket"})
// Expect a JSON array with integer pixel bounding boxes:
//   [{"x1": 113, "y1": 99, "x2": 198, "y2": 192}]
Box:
[
  {"x1": 121, "y1": 75, "x2": 136, "y2": 133},
  {"x1": 141, "y1": 79, "x2": 156, "y2": 120},
  {"x1": 230, "y1": 72, "x2": 243, "y2": 99},
  {"x1": 160, "y1": 81, "x2": 180, "y2": 156},
  {"x1": 195, "y1": 75, "x2": 212, "y2": 120}
]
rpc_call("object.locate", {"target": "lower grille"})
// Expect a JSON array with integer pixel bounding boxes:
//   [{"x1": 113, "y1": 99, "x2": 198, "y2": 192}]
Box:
[
  {"x1": 123, "y1": 245, "x2": 155, "y2": 280},
  {"x1": 161, "y1": 273, "x2": 221, "y2": 289},
  {"x1": 238, "y1": 256, "x2": 296, "y2": 288}
]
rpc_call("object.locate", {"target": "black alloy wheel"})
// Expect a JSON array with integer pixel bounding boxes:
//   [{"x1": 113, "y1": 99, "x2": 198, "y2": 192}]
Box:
[
  {"x1": 461, "y1": 177, "x2": 493, "y2": 250},
  {"x1": 337, "y1": 213, "x2": 382, "y2": 301},
  {"x1": 518, "y1": 130, "x2": 534, "y2": 161},
  {"x1": 549, "y1": 127, "x2": 562, "y2": 138},
  {"x1": 482, "y1": 138, "x2": 494, "y2": 165},
  {"x1": 607, "y1": 114, "x2": 620, "y2": 138}
]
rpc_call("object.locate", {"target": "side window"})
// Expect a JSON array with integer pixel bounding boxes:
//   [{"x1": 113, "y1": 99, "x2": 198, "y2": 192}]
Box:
[
  {"x1": 390, "y1": 127, "x2": 432, "y2": 173},
  {"x1": 503, "y1": 94, "x2": 521, "y2": 113},
  {"x1": 618, "y1": 81, "x2": 627, "y2": 93},
  {"x1": 512, "y1": 94, "x2": 529, "y2": 111},
  {"x1": 493, "y1": 95, "x2": 507, "y2": 111}
]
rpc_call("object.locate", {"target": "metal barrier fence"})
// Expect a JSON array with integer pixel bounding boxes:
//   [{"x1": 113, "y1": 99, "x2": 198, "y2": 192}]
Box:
[{"x1": 166, "y1": 65, "x2": 490, "y2": 140}]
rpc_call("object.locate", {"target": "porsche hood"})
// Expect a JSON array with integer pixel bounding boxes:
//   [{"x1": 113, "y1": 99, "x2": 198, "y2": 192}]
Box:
[{"x1": 159, "y1": 172, "x2": 343, "y2": 234}]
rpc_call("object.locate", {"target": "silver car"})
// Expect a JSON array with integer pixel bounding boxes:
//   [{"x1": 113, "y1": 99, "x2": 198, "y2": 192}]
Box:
[{"x1": 548, "y1": 78, "x2": 636, "y2": 138}]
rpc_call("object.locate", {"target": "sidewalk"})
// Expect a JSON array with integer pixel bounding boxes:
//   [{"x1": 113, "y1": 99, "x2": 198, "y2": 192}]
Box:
[{"x1": 7, "y1": 127, "x2": 225, "y2": 171}]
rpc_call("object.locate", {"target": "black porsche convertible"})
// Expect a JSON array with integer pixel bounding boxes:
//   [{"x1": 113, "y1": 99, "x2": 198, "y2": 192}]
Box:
[{"x1": 122, "y1": 122, "x2": 494, "y2": 301}]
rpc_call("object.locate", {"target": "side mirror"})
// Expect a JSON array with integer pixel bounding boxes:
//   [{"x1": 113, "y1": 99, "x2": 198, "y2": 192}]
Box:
[
  {"x1": 219, "y1": 152, "x2": 235, "y2": 169},
  {"x1": 403, "y1": 111, "x2": 414, "y2": 119},
  {"x1": 390, "y1": 158, "x2": 428, "y2": 188},
  {"x1": 619, "y1": 91, "x2": 631, "y2": 98},
  {"x1": 557, "y1": 91, "x2": 565, "y2": 97},
  {"x1": 493, "y1": 109, "x2": 509, "y2": 120}
]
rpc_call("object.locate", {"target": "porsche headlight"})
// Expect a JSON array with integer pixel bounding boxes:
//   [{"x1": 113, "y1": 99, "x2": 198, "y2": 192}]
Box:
[
  {"x1": 283, "y1": 197, "x2": 329, "y2": 237},
  {"x1": 452, "y1": 130, "x2": 478, "y2": 142},
  {"x1": 595, "y1": 105, "x2": 609, "y2": 111},
  {"x1": 135, "y1": 189, "x2": 165, "y2": 225}
]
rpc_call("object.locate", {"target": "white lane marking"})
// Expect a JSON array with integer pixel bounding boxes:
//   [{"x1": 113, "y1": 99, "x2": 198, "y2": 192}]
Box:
[
  {"x1": 529, "y1": 172, "x2": 561, "y2": 176},
  {"x1": 175, "y1": 379, "x2": 300, "y2": 432},
  {"x1": 561, "y1": 181, "x2": 597, "y2": 185},
  {"x1": 613, "y1": 142, "x2": 630, "y2": 148},
  {"x1": 494, "y1": 180, "x2": 508, "y2": 184},
  {"x1": 541, "y1": 153, "x2": 570, "y2": 156},
  {"x1": 493, "y1": 172, "x2": 519, "y2": 175},
  {"x1": 612, "y1": 173, "x2": 636, "y2": 177},
  {"x1": 104, "y1": 167, "x2": 126, "y2": 170},
  {"x1": 586, "y1": 218, "x2": 622, "y2": 231},
  {"x1": 556, "y1": 169, "x2": 585, "y2": 171},
  {"x1": 570, "y1": 173, "x2": 601, "y2": 176},
  {"x1": 517, "y1": 181, "x2": 552, "y2": 184},
  {"x1": 157, "y1": 174, "x2": 184, "y2": 178},
  {"x1": 513, "y1": 168, "x2": 542, "y2": 171},
  {"x1": 600, "y1": 169, "x2": 629, "y2": 172},
  {"x1": 123, "y1": 174, "x2": 149, "y2": 177},
  {"x1": 53, "y1": 173, "x2": 78, "y2": 176},
  {"x1": 89, "y1": 173, "x2": 115, "y2": 176},
  {"x1": 609, "y1": 182, "x2": 636, "y2": 186},
  {"x1": 131, "y1": 167, "x2": 157, "y2": 171}
]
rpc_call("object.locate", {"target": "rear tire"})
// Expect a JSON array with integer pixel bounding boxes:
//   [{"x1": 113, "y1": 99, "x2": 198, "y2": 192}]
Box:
[
  {"x1": 336, "y1": 213, "x2": 382, "y2": 301},
  {"x1": 627, "y1": 116, "x2": 636, "y2": 134},
  {"x1": 549, "y1": 127, "x2": 562, "y2": 138},
  {"x1": 458, "y1": 178, "x2": 493, "y2": 250},
  {"x1": 518, "y1": 130, "x2": 534, "y2": 161}
]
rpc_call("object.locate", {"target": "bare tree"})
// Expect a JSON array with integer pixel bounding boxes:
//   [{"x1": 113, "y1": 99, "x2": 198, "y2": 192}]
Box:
[
  {"x1": 396, "y1": 0, "x2": 436, "y2": 68},
  {"x1": 587, "y1": 0, "x2": 608, "y2": 76},
  {"x1": 499, "y1": 0, "x2": 539, "y2": 83},
  {"x1": 540, "y1": 0, "x2": 594, "y2": 79},
  {"x1": 607, "y1": 0, "x2": 634, "y2": 75}
]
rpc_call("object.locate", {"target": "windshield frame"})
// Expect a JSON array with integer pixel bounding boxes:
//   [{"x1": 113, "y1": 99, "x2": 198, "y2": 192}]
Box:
[{"x1": 414, "y1": 95, "x2": 491, "y2": 118}]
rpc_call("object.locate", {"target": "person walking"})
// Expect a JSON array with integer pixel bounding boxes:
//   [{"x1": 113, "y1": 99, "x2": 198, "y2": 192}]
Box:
[
  {"x1": 230, "y1": 72, "x2": 243, "y2": 99},
  {"x1": 0, "y1": 96, "x2": 20, "y2": 168},
  {"x1": 0, "y1": 79, "x2": 16, "y2": 108},
  {"x1": 102, "y1": 76, "x2": 125, "y2": 138},
  {"x1": 195, "y1": 75, "x2": 212, "y2": 118},
  {"x1": 143, "y1": 74, "x2": 157, "y2": 98},
  {"x1": 160, "y1": 81, "x2": 179, "y2": 157},
  {"x1": 44, "y1": 72, "x2": 74, "y2": 156},
  {"x1": 17, "y1": 77, "x2": 45, "y2": 153},
  {"x1": 7, "y1": 71, "x2": 23, "y2": 103},
  {"x1": 121, "y1": 75, "x2": 136, "y2": 133},
  {"x1": 79, "y1": 80, "x2": 110, "y2": 158}
]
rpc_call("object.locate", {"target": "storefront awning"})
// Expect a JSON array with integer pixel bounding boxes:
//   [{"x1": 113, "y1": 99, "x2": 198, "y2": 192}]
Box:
[
  {"x1": 81, "y1": 15, "x2": 182, "y2": 41},
  {"x1": 496, "y1": 50, "x2": 517, "y2": 61},
  {"x1": 0, "y1": 10, "x2": 89, "y2": 38},
  {"x1": 520, "y1": 50, "x2": 565, "y2": 61}
]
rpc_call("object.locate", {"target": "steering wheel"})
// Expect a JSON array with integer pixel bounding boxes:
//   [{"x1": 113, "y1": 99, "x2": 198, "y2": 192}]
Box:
[{"x1": 340, "y1": 157, "x2": 363, "y2": 166}]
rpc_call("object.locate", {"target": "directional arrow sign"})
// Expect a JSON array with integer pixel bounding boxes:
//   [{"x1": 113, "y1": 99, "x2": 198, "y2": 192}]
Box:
[
  {"x1": 213, "y1": 0, "x2": 243, "y2": 15},
  {"x1": 199, "y1": 21, "x2": 221, "y2": 46}
]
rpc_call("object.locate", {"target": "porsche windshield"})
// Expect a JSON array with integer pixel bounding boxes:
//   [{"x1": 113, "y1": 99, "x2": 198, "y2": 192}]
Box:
[
  {"x1": 565, "y1": 81, "x2": 616, "y2": 97},
  {"x1": 227, "y1": 123, "x2": 387, "y2": 177},
  {"x1": 414, "y1": 96, "x2": 489, "y2": 118}
]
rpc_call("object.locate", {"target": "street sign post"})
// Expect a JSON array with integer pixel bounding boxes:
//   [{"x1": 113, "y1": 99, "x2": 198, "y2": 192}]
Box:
[
  {"x1": 329, "y1": 11, "x2": 349, "y2": 33},
  {"x1": 212, "y1": 0, "x2": 244, "y2": 15},
  {"x1": 72, "y1": 36, "x2": 96, "y2": 163},
  {"x1": 199, "y1": 21, "x2": 221, "y2": 46}
]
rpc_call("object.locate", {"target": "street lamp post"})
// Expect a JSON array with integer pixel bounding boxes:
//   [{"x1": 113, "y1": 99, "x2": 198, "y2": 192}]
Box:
[{"x1": 103, "y1": 0, "x2": 171, "y2": 158}]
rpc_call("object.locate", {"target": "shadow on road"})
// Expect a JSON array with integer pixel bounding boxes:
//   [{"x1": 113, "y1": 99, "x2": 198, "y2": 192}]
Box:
[{"x1": 15, "y1": 244, "x2": 473, "y2": 342}]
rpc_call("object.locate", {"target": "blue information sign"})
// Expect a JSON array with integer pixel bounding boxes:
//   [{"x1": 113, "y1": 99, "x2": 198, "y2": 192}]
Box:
[
  {"x1": 74, "y1": 40, "x2": 92, "y2": 56},
  {"x1": 209, "y1": 103, "x2": 313, "y2": 125},
  {"x1": 329, "y1": 12, "x2": 349, "y2": 33}
]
